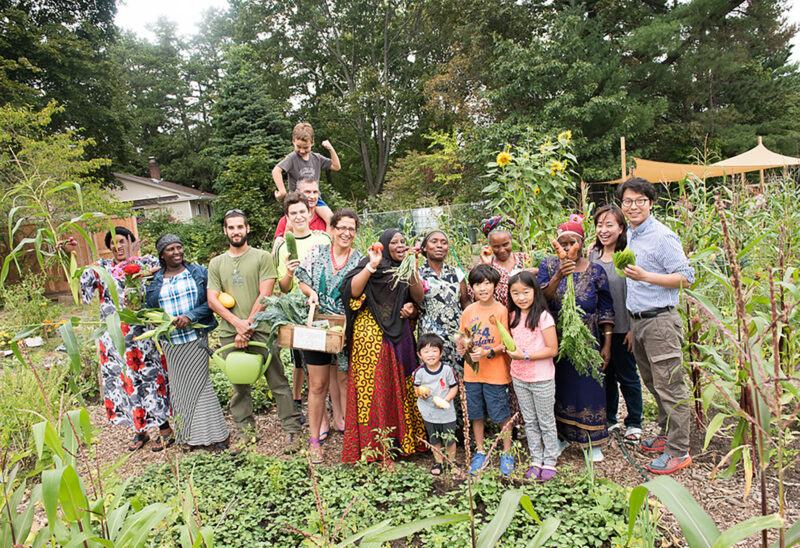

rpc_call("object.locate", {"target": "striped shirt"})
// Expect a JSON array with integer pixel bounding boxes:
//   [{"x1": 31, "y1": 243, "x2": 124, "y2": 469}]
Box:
[
  {"x1": 158, "y1": 269, "x2": 199, "y2": 344},
  {"x1": 625, "y1": 215, "x2": 694, "y2": 314}
]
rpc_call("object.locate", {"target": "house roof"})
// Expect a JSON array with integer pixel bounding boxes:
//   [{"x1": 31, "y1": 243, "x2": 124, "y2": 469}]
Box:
[{"x1": 113, "y1": 172, "x2": 217, "y2": 201}]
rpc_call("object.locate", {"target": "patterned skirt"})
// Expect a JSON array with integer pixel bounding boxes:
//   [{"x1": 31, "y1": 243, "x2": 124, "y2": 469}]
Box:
[
  {"x1": 162, "y1": 336, "x2": 228, "y2": 446},
  {"x1": 554, "y1": 357, "x2": 609, "y2": 447},
  {"x1": 341, "y1": 310, "x2": 426, "y2": 463}
]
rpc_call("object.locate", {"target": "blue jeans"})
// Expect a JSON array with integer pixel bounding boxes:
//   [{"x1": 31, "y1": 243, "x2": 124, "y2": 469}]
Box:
[{"x1": 605, "y1": 333, "x2": 643, "y2": 428}]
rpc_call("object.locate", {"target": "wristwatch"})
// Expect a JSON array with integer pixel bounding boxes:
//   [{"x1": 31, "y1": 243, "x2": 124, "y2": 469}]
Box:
[
  {"x1": 487, "y1": 348, "x2": 496, "y2": 359},
  {"x1": 523, "y1": 350, "x2": 530, "y2": 361}
]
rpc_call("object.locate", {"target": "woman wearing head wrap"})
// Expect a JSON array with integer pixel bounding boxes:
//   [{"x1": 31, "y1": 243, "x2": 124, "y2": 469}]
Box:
[
  {"x1": 79, "y1": 226, "x2": 173, "y2": 452},
  {"x1": 537, "y1": 218, "x2": 614, "y2": 462},
  {"x1": 339, "y1": 228, "x2": 427, "y2": 463},
  {"x1": 417, "y1": 230, "x2": 468, "y2": 374},
  {"x1": 145, "y1": 234, "x2": 229, "y2": 452},
  {"x1": 471, "y1": 215, "x2": 536, "y2": 306}
]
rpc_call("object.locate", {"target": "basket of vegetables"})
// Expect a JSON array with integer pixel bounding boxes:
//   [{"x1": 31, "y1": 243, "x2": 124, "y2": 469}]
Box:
[{"x1": 276, "y1": 302, "x2": 346, "y2": 354}]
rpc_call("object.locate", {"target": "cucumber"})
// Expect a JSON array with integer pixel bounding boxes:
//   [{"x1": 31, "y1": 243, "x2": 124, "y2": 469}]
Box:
[{"x1": 285, "y1": 231, "x2": 298, "y2": 261}]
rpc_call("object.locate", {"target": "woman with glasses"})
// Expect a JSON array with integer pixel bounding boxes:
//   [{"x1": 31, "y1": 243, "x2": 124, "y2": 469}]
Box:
[{"x1": 295, "y1": 209, "x2": 363, "y2": 463}]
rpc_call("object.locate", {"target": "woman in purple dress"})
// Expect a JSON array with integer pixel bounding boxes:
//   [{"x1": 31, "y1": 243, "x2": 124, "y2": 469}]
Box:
[{"x1": 538, "y1": 219, "x2": 614, "y2": 462}]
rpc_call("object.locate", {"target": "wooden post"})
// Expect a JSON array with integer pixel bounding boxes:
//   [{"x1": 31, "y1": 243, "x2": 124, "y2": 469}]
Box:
[{"x1": 620, "y1": 136, "x2": 627, "y2": 180}]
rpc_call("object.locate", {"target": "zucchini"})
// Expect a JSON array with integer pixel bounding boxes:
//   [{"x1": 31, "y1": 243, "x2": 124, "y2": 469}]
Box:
[{"x1": 285, "y1": 231, "x2": 298, "y2": 261}]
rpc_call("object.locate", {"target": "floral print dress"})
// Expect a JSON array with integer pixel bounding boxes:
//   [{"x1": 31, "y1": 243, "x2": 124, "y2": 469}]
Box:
[{"x1": 80, "y1": 257, "x2": 171, "y2": 432}]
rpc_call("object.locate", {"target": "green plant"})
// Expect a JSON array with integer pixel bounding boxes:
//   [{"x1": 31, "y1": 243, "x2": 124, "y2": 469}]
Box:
[
  {"x1": 482, "y1": 130, "x2": 576, "y2": 253},
  {"x1": 0, "y1": 272, "x2": 61, "y2": 329},
  {"x1": 136, "y1": 210, "x2": 220, "y2": 265}
]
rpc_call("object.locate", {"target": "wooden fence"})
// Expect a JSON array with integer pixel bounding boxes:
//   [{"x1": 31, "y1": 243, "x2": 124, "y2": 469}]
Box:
[{"x1": 2, "y1": 217, "x2": 139, "y2": 297}]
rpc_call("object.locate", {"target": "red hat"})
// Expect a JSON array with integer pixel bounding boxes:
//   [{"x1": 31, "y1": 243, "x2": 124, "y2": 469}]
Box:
[{"x1": 557, "y1": 220, "x2": 584, "y2": 239}]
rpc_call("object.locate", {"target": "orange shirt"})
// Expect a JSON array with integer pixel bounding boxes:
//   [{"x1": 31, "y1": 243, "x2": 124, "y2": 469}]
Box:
[{"x1": 460, "y1": 300, "x2": 511, "y2": 385}]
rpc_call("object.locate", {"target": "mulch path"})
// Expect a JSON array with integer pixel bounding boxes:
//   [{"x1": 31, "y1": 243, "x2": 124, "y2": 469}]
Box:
[{"x1": 82, "y1": 401, "x2": 799, "y2": 547}]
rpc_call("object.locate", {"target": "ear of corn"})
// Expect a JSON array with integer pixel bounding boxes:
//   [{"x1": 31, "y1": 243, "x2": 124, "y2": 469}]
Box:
[
  {"x1": 489, "y1": 314, "x2": 516, "y2": 352},
  {"x1": 285, "y1": 231, "x2": 298, "y2": 261}
]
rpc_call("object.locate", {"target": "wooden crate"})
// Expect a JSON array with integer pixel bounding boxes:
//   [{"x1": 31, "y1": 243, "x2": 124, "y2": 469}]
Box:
[{"x1": 277, "y1": 312, "x2": 346, "y2": 354}]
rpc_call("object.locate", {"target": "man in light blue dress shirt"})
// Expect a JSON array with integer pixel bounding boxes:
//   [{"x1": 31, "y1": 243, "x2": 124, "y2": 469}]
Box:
[{"x1": 618, "y1": 177, "x2": 695, "y2": 475}]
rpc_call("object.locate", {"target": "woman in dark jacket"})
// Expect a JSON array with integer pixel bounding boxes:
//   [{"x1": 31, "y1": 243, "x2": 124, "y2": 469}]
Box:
[{"x1": 145, "y1": 234, "x2": 229, "y2": 451}]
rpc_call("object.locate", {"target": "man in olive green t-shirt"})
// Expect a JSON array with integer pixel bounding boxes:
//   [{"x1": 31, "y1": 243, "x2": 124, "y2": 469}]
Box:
[{"x1": 208, "y1": 210, "x2": 301, "y2": 452}]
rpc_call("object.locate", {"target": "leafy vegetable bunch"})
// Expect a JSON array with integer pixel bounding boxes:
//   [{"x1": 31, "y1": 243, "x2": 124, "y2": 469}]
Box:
[{"x1": 551, "y1": 239, "x2": 604, "y2": 383}]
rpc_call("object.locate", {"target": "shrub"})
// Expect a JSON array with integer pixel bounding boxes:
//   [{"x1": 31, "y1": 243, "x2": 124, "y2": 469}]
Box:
[{"x1": 0, "y1": 272, "x2": 62, "y2": 330}]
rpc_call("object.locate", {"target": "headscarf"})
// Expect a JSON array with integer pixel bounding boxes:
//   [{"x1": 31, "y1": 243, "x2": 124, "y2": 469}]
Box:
[
  {"x1": 156, "y1": 233, "x2": 182, "y2": 257},
  {"x1": 341, "y1": 228, "x2": 411, "y2": 344},
  {"x1": 481, "y1": 215, "x2": 516, "y2": 237},
  {"x1": 556, "y1": 220, "x2": 585, "y2": 240},
  {"x1": 419, "y1": 230, "x2": 447, "y2": 258}
]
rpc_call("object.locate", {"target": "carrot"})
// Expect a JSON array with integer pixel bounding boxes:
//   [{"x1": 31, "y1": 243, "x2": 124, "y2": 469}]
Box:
[
  {"x1": 567, "y1": 241, "x2": 581, "y2": 260},
  {"x1": 551, "y1": 239, "x2": 567, "y2": 260}
]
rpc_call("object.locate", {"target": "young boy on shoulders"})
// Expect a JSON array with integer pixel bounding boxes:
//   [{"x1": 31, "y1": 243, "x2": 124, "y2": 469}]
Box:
[
  {"x1": 457, "y1": 264, "x2": 514, "y2": 476},
  {"x1": 272, "y1": 122, "x2": 339, "y2": 225},
  {"x1": 414, "y1": 333, "x2": 459, "y2": 477}
]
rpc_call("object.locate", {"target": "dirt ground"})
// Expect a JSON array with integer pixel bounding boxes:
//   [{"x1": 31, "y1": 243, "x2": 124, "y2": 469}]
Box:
[{"x1": 83, "y1": 397, "x2": 800, "y2": 548}]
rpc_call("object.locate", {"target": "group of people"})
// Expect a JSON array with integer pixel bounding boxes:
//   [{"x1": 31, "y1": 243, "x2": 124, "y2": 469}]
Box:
[{"x1": 82, "y1": 121, "x2": 695, "y2": 478}]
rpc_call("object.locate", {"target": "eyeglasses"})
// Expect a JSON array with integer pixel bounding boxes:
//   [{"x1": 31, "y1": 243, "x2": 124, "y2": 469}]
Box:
[
  {"x1": 334, "y1": 226, "x2": 357, "y2": 234},
  {"x1": 621, "y1": 198, "x2": 650, "y2": 208}
]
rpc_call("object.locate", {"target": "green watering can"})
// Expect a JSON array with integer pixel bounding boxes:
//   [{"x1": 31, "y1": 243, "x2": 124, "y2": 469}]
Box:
[{"x1": 211, "y1": 342, "x2": 271, "y2": 384}]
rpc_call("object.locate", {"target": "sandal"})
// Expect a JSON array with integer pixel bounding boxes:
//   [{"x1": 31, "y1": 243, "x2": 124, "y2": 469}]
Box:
[
  {"x1": 623, "y1": 426, "x2": 642, "y2": 444},
  {"x1": 430, "y1": 462, "x2": 444, "y2": 477},
  {"x1": 152, "y1": 429, "x2": 176, "y2": 452},
  {"x1": 128, "y1": 433, "x2": 150, "y2": 452},
  {"x1": 309, "y1": 438, "x2": 324, "y2": 464}
]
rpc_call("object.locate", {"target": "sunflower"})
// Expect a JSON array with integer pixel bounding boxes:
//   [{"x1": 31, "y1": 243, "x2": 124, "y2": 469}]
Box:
[
  {"x1": 534, "y1": 187, "x2": 541, "y2": 195},
  {"x1": 558, "y1": 130, "x2": 572, "y2": 144}
]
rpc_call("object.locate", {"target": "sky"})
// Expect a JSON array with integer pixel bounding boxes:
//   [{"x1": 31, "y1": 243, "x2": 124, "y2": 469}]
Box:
[
  {"x1": 115, "y1": 0, "x2": 229, "y2": 41},
  {"x1": 116, "y1": 0, "x2": 800, "y2": 58}
]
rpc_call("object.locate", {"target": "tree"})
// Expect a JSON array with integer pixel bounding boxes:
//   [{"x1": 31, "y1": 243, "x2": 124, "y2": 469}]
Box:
[
  {"x1": 0, "y1": 1, "x2": 132, "y2": 178},
  {"x1": 238, "y1": 0, "x2": 446, "y2": 196}
]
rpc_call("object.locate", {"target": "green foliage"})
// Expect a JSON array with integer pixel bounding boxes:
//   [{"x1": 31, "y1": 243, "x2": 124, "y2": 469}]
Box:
[
  {"x1": 0, "y1": 272, "x2": 60, "y2": 328},
  {"x1": 483, "y1": 130, "x2": 575, "y2": 252},
  {"x1": 136, "y1": 210, "x2": 219, "y2": 265},
  {"x1": 0, "y1": 356, "x2": 67, "y2": 463},
  {"x1": 129, "y1": 454, "x2": 637, "y2": 547}
]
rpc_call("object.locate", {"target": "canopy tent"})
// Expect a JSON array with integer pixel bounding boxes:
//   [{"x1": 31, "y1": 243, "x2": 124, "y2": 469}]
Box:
[{"x1": 595, "y1": 137, "x2": 800, "y2": 184}]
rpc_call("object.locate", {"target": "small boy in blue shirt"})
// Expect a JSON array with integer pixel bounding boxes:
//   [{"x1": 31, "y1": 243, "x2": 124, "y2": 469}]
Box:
[{"x1": 414, "y1": 333, "x2": 458, "y2": 476}]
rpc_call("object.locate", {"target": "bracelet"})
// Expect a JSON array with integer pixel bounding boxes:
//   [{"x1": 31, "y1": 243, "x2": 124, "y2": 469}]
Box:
[
  {"x1": 365, "y1": 264, "x2": 377, "y2": 273},
  {"x1": 603, "y1": 330, "x2": 613, "y2": 335}
]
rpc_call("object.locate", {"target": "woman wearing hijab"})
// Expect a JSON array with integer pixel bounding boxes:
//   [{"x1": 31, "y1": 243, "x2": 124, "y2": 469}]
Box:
[
  {"x1": 79, "y1": 226, "x2": 173, "y2": 452},
  {"x1": 340, "y1": 229, "x2": 427, "y2": 463},
  {"x1": 145, "y1": 234, "x2": 229, "y2": 452}
]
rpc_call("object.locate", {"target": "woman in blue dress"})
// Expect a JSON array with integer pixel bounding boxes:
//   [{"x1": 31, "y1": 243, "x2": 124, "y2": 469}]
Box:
[{"x1": 538, "y1": 219, "x2": 614, "y2": 462}]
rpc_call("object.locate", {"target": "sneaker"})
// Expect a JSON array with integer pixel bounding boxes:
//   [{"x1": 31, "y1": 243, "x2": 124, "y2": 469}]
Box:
[
  {"x1": 525, "y1": 465, "x2": 542, "y2": 480},
  {"x1": 641, "y1": 434, "x2": 668, "y2": 452},
  {"x1": 538, "y1": 466, "x2": 557, "y2": 482},
  {"x1": 470, "y1": 452, "x2": 486, "y2": 475},
  {"x1": 500, "y1": 453, "x2": 514, "y2": 476},
  {"x1": 588, "y1": 447, "x2": 604, "y2": 462},
  {"x1": 647, "y1": 453, "x2": 692, "y2": 475}
]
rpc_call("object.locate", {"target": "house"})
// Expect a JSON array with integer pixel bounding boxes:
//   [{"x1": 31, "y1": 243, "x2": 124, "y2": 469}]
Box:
[{"x1": 112, "y1": 158, "x2": 216, "y2": 221}]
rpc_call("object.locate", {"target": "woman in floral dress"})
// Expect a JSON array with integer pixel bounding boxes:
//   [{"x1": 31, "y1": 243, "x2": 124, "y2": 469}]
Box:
[
  {"x1": 80, "y1": 227, "x2": 173, "y2": 452},
  {"x1": 417, "y1": 230, "x2": 468, "y2": 374}
]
